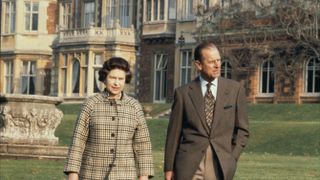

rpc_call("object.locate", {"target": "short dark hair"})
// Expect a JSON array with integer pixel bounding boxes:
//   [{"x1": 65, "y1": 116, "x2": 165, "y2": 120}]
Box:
[
  {"x1": 194, "y1": 41, "x2": 218, "y2": 62},
  {"x1": 98, "y1": 57, "x2": 132, "y2": 84}
]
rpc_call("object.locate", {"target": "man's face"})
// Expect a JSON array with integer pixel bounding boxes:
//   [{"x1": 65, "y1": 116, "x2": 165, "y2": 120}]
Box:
[
  {"x1": 105, "y1": 68, "x2": 126, "y2": 98},
  {"x1": 195, "y1": 47, "x2": 221, "y2": 82}
]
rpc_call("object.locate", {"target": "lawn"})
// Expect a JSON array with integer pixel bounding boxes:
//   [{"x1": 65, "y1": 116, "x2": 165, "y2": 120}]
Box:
[{"x1": 0, "y1": 104, "x2": 319, "y2": 179}]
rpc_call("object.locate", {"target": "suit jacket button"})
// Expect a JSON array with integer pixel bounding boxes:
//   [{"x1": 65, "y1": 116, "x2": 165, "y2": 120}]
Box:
[
  {"x1": 111, "y1": 133, "x2": 115, "y2": 137},
  {"x1": 112, "y1": 117, "x2": 115, "y2": 121},
  {"x1": 110, "y1": 149, "x2": 114, "y2": 153}
]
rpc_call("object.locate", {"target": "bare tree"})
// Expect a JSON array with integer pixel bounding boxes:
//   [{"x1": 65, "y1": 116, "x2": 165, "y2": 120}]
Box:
[{"x1": 195, "y1": 0, "x2": 320, "y2": 96}]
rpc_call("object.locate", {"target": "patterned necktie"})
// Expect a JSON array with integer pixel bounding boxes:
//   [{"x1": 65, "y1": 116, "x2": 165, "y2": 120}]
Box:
[{"x1": 204, "y1": 82, "x2": 215, "y2": 128}]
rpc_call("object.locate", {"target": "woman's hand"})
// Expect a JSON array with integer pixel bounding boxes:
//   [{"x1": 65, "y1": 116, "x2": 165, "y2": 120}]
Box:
[
  {"x1": 68, "y1": 172, "x2": 79, "y2": 180},
  {"x1": 139, "y1": 175, "x2": 148, "y2": 180}
]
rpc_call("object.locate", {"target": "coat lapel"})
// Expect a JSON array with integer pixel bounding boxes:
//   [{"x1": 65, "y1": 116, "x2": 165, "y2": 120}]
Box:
[
  {"x1": 210, "y1": 77, "x2": 230, "y2": 136},
  {"x1": 188, "y1": 77, "x2": 210, "y2": 135}
]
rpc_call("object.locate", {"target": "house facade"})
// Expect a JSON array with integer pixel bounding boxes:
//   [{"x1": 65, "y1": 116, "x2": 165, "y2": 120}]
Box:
[
  {"x1": 50, "y1": 0, "x2": 142, "y2": 100},
  {"x1": 1, "y1": 0, "x2": 319, "y2": 104},
  {"x1": 137, "y1": 0, "x2": 320, "y2": 103},
  {"x1": 0, "y1": 0, "x2": 57, "y2": 95}
]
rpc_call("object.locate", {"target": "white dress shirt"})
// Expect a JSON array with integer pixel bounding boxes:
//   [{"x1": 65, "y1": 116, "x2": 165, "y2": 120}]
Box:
[{"x1": 199, "y1": 76, "x2": 218, "y2": 99}]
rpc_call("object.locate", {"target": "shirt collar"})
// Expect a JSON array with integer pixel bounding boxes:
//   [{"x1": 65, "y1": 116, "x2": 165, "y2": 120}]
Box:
[{"x1": 199, "y1": 76, "x2": 218, "y2": 87}]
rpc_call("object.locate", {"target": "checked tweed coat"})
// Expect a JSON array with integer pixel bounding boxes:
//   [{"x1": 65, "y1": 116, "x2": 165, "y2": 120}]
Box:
[{"x1": 64, "y1": 92, "x2": 154, "y2": 179}]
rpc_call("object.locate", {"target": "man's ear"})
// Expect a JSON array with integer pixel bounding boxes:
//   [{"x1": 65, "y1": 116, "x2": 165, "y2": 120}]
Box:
[{"x1": 194, "y1": 60, "x2": 202, "y2": 71}]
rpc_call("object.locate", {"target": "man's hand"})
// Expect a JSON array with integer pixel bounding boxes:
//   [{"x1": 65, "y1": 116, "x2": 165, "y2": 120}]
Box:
[
  {"x1": 165, "y1": 171, "x2": 174, "y2": 180},
  {"x1": 68, "y1": 172, "x2": 78, "y2": 180}
]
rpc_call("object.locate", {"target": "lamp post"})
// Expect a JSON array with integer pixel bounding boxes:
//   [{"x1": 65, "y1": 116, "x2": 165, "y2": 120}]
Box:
[{"x1": 177, "y1": 34, "x2": 185, "y2": 47}]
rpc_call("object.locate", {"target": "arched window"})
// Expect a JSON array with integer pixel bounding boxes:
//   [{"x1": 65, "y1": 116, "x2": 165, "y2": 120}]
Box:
[
  {"x1": 260, "y1": 60, "x2": 274, "y2": 94},
  {"x1": 305, "y1": 57, "x2": 320, "y2": 93},
  {"x1": 221, "y1": 60, "x2": 232, "y2": 79},
  {"x1": 72, "y1": 59, "x2": 80, "y2": 94}
]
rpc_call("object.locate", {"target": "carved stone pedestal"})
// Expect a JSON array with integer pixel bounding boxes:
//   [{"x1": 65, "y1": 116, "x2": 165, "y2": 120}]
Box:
[{"x1": 0, "y1": 94, "x2": 63, "y2": 146}]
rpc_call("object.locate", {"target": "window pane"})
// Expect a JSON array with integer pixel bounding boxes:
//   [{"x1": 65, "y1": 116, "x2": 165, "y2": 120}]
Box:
[
  {"x1": 262, "y1": 71, "x2": 267, "y2": 93},
  {"x1": 32, "y1": 13, "x2": 38, "y2": 30},
  {"x1": 154, "y1": 0, "x2": 158, "y2": 20},
  {"x1": 63, "y1": 69, "x2": 67, "y2": 94},
  {"x1": 269, "y1": 71, "x2": 274, "y2": 93},
  {"x1": 147, "y1": 0, "x2": 151, "y2": 21},
  {"x1": 181, "y1": 69, "x2": 186, "y2": 85},
  {"x1": 155, "y1": 72, "x2": 161, "y2": 100},
  {"x1": 29, "y1": 76, "x2": 36, "y2": 94},
  {"x1": 160, "y1": 0, "x2": 165, "y2": 20},
  {"x1": 169, "y1": 0, "x2": 176, "y2": 19},
  {"x1": 307, "y1": 70, "x2": 313, "y2": 92},
  {"x1": 11, "y1": 13, "x2": 15, "y2": 33},
  {"x1": 93, "y1": 69, "x2": 100, "y2": 93},
  {"x1": 25, "y1": 13, "x2": 31, "y2": 30},
  {"x1": 25, "y1": 3, "x2": 31, "y2": 12},
  {"x1": 32, "y1": 3, "x2": 39, "y2": 12},
  {"x1": 22, "y1": 76, "x2": 29, "y2": 94},
  {"x1": 72, "y1": 61, "x2": 80, "y2": 93}
]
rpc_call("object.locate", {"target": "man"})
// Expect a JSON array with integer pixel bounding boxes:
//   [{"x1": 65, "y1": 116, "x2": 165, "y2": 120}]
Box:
[{"x1": 164, "y1": 42, "x2": 249, "y2": 180}]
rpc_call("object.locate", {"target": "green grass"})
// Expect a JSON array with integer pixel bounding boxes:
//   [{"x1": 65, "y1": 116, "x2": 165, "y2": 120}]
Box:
[
  {"x1": 248, "y1": 104, "x2": 320, "y2": 122},
  {"x1": 1, "y1": 104, "x2": 320, "y2": 179},
  {"x1": 142, "y1": 103, "x2": 171, "y2": 116}
]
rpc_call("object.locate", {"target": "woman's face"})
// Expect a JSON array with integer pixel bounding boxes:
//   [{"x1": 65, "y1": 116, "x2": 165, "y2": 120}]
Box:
[{"x1": 105, "y1": 68, "x2": 126, "y2": 98}]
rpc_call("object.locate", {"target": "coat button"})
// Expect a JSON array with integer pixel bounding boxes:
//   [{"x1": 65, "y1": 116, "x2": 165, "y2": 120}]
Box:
[
  {"x1": 111, "y1": 133, "x2": 115, "y2": 137},
  {"x1": 109, "y1": 164, "x2": 116, "y2": 167},
  {"x1": 112, "y1": 117, "x2": 115, "y2": 121},
  {"x1": 110, "y1": 149, "x2": 114, "y2": 153}
]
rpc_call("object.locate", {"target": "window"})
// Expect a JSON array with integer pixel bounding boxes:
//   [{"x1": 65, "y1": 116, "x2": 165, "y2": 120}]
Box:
[
  {"x1": 160, "y1": 0, "x2": 165, "y2": 20},
  {"x1": 180, "y1": 50, "x2": 192, "y2": 85},
  {"x1": 21, "y1": 61, "x2": 36, "y2": 94},
  {"x1": 146, "y1": 0, "x2": 165, "y2": 21},
  {"x1": 24, "y1": 1, "x2": 39, "y2": 31},
  {"x1": 5, "y1": 61, "x2": 14, "y2": 93},
  {"x1": 62, "y1": 2, "x2": 72, "y2": 29},
  {"x1": 202, "y1": 0, "x2": 209, "y2": 9},
  {"x1": 93, "y1": 54, "x2": 103, "y2": 93},
  {"x1": 106, "y1": 0, "x2": 116, "y2": 27},
  {"x1": 168, "y1": 0, "x2": 176, "y2": 20},
  {"x1": 147, "y1": 0, "x2": 152, "y2": 21},
  {"x1": 221, "y1": 60, "x2": 232, "y2": 79},
  {"x1": 4, "y1": 1, "x2": 16, "y2": 33},
  {"x1": 154, "y1": 0, "x2": 158, "y2": 20},
  {"x1": 84, "y1": 2, "x2": 95, "y2": 27},
  {"x1": 72, "y1": 59, "x2": 80, "y2": 95},
  {"x1": 260, "y1": 60, "x2": 274, "y2": 94},
  {"x1": 154, "y1": 54, "x2": 168, "y2": 102},
  {"x1": 120, "y1": 0, "x2": 131, "y2": 27},
  {"x1": 185, "y1": 0, "x2": 194, "y2": 20},
  {"x1": 61, "y1": 55, "x2": 68, "y2": 95},
  {"x1": 305, "y1": 57, "x2": 320, "y2": 93}
]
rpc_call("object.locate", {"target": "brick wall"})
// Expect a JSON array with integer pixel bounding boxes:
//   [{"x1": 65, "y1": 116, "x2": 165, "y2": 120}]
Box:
[
  {"x1": 47, "y1": 2, "x2": 57, "y2": 34},
  {"x1": 138, "y1": 38, "x2": 176, "y2": 103}
]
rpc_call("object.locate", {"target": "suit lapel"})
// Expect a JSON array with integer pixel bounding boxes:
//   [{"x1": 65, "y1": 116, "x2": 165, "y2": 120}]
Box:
[
  {"x1": 188, "y1": 77, "x2": 210, "y2": 135},
  {"x1": 210, "y1": 77, "x2": 229, "y2": 136}
]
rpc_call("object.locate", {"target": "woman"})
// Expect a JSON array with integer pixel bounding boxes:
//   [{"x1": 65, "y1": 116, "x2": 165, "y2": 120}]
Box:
[{"x1": 64, "y1": 57, "x2": 154, "y2": 180}]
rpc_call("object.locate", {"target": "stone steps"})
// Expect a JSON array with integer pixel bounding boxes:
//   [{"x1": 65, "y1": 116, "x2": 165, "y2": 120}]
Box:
[{"x1": 0, "y1": 144, "x2": 68, "y2": 160}]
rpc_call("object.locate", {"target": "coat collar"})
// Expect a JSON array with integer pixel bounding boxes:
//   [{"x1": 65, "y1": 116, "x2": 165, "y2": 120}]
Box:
[
  {"x1": 188, "y1": 77, "x2": 231, "y2": 135},
  {"x1": 188, "y1": 77, "x2": 210, "y2": 135}
]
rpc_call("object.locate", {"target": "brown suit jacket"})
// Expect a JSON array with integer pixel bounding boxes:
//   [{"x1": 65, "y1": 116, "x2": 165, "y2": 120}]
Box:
[{"x1": 164, "y1": 77, "x2": 249, "y2": 180}]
